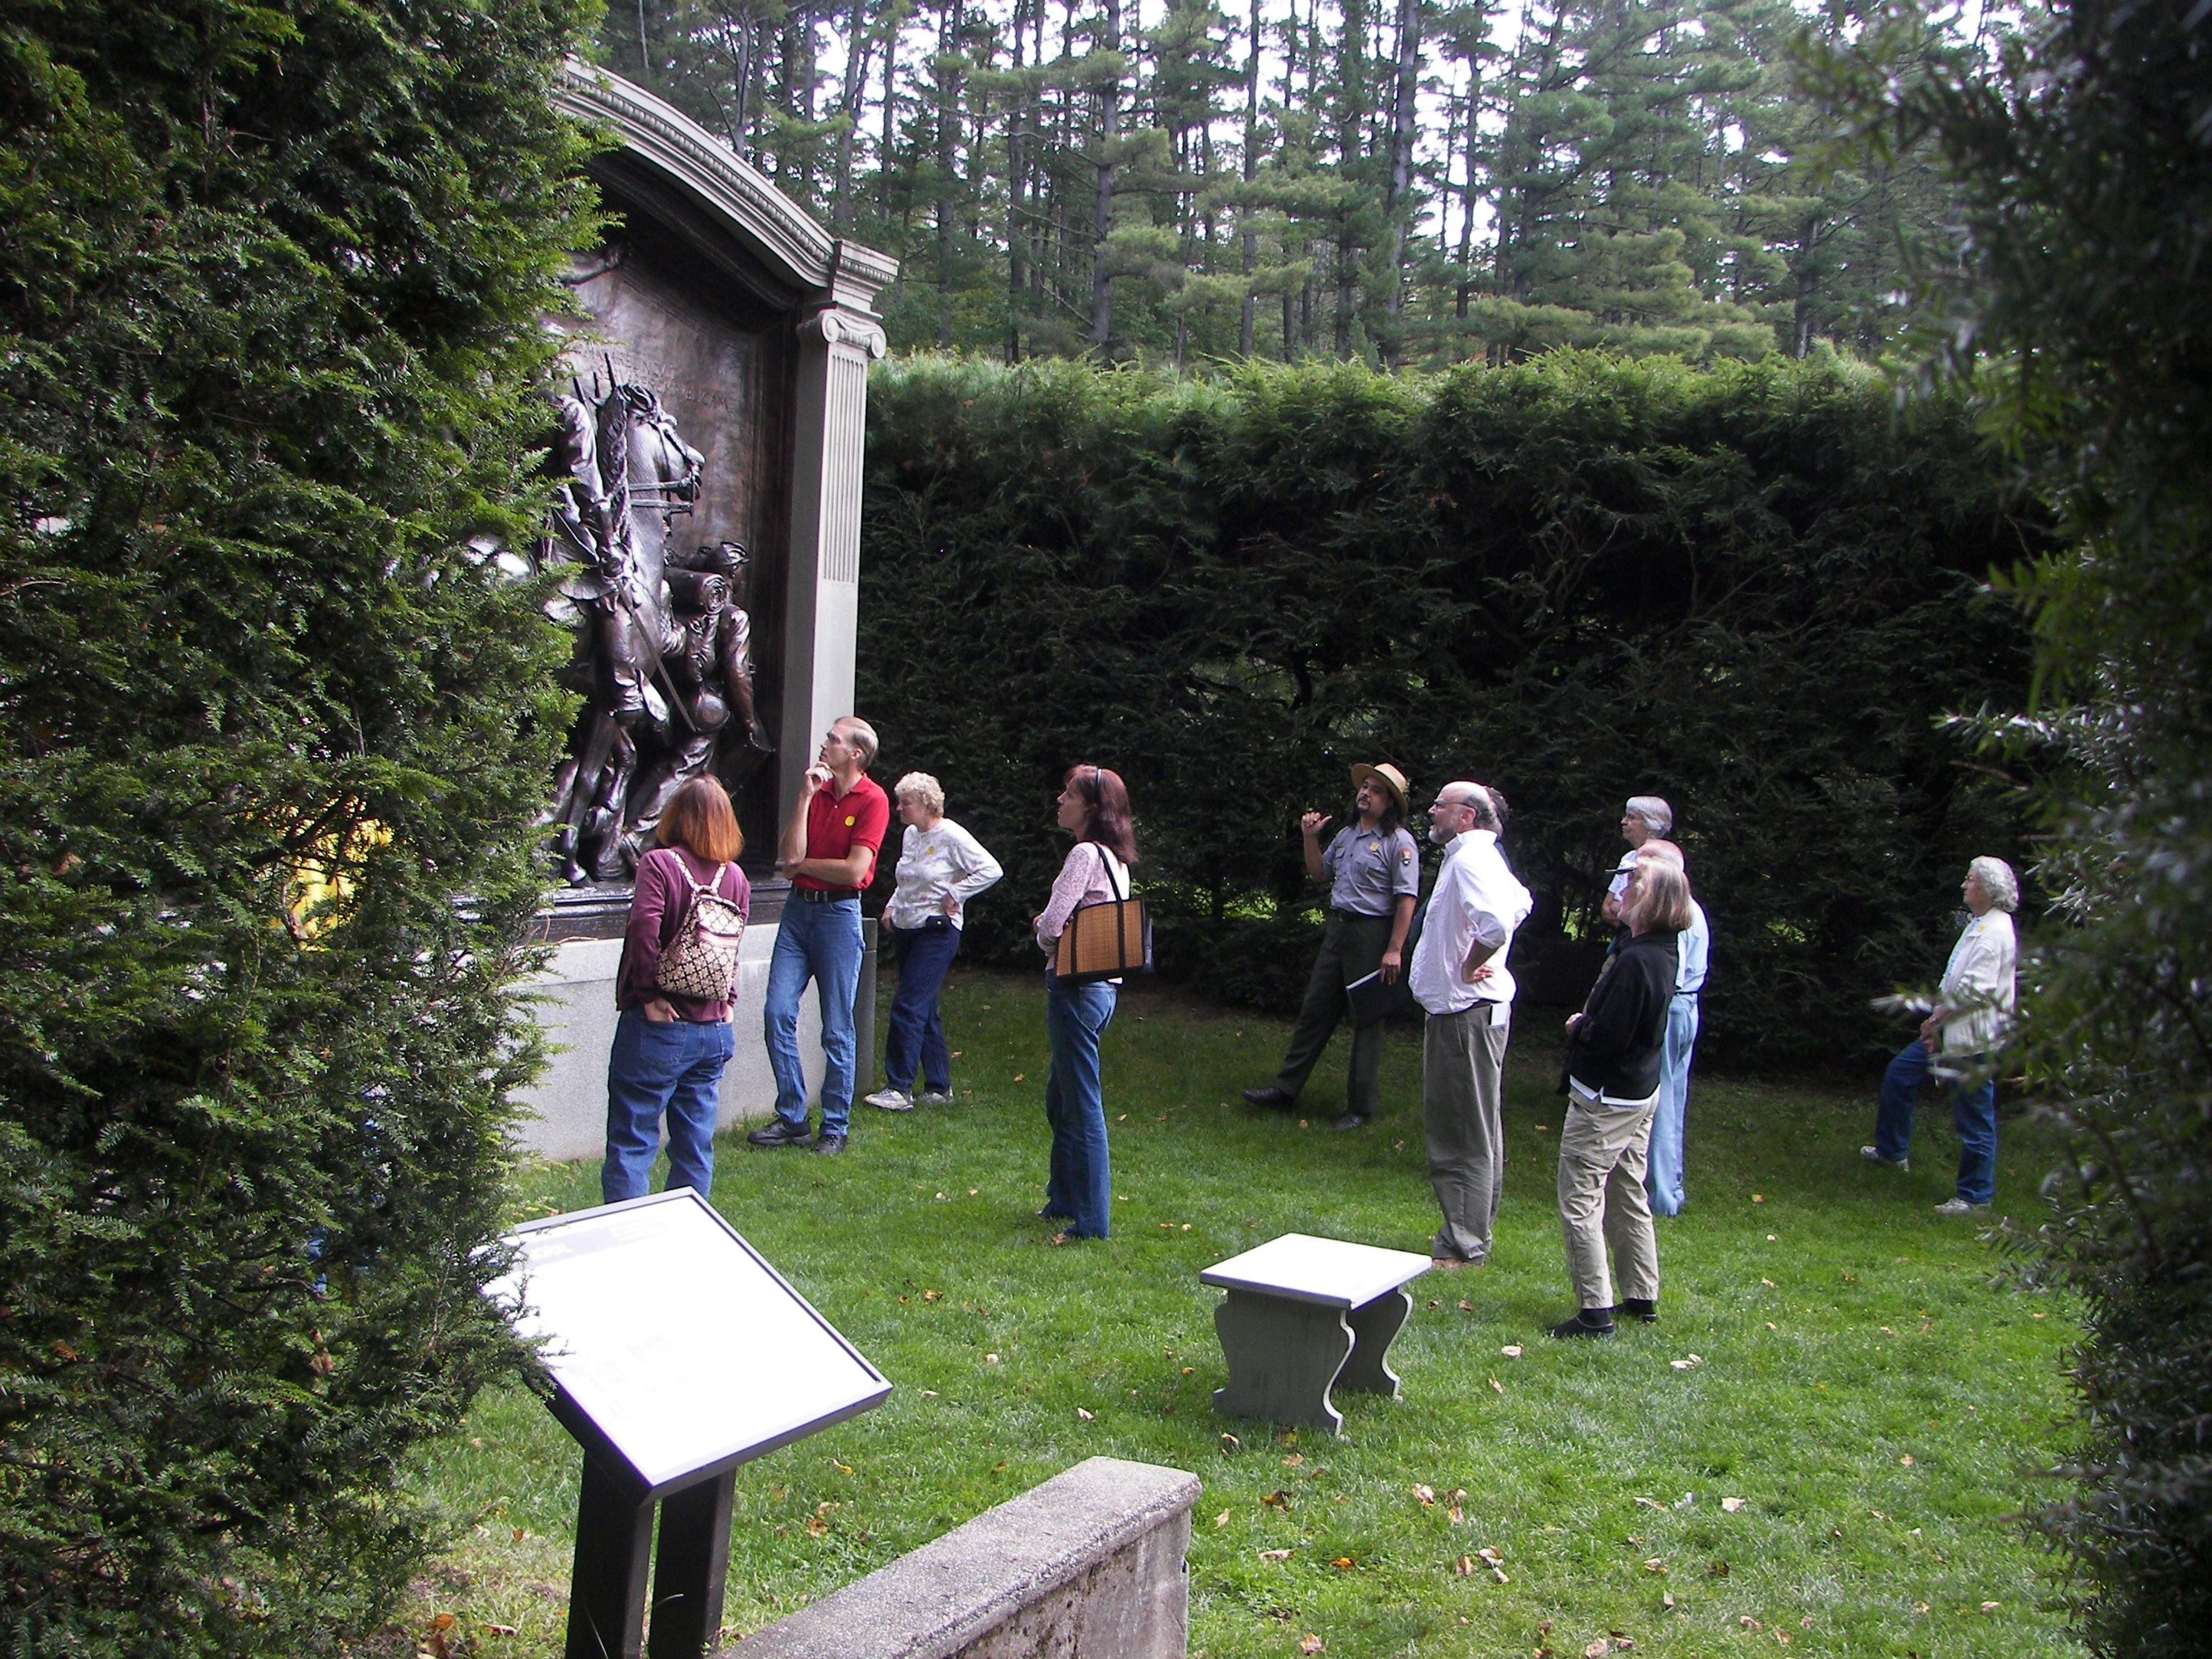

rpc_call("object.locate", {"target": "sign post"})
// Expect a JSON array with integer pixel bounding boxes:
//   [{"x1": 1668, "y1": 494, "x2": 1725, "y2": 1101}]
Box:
[{"x1": 488, "y1": 1190, "x2": 891, "y2": 1659}]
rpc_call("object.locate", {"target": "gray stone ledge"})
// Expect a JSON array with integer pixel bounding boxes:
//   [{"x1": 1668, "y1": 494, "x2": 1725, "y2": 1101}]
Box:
[{"x1": 722, "y1": 1456, "x2": 1201, "y2": 1659}]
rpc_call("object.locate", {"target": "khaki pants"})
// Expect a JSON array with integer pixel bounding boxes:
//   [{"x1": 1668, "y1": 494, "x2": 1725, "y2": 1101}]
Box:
[
  {"x1": 1556, "y1": 1085, "x2": 1661, "y2": 1313},
  {"x1": 1423, "y1": 1005, "x2": 1510, "y2": 1263}
]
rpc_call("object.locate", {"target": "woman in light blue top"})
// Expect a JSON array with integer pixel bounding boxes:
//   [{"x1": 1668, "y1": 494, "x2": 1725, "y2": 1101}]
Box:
[{"x1": 1629, "y1": 839, "x2": 1707, "y2": 1216}]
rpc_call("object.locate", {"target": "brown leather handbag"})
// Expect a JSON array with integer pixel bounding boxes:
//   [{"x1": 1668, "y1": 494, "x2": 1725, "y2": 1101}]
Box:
[{"x1": 1054, "y1": 847, "x2": 1153, "y2": 986}]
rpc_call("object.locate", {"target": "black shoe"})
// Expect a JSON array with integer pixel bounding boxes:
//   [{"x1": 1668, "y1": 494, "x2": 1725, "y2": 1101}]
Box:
[
  {"x1": 1241, "y1": 1086, "x2": 1294, "y2": 1109},
  {"x1": 1550, "y1": 1310, "x2": 1617, "y2": 1339},
  {"x1": 1613, "y1": 1298, "x2": 1658, "y2": 1324},
  {"x1": 1331, "y1": 1111, "x2": 1372, "y2": 1132},
  {"x1": 813, "y1": 1132, "x2": 847, "y2": 1157},
  {"x1": 747, "y1": 1119, "x2": 814, "y2": 1147}
]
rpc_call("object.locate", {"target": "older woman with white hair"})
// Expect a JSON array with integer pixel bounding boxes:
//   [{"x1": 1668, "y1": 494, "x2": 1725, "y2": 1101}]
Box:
[
  {"x1": 1861, "y1": 856, "x2": 2019, "y2": 1213},
  {"x1": 864, "y1": 772, "x2": 1003, "y2": 1112}
]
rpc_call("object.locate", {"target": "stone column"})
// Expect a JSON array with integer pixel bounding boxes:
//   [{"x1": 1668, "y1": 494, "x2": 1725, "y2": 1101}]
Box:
[{"x1": 779, "y1": 304, "x2": 888, "y2": 808}]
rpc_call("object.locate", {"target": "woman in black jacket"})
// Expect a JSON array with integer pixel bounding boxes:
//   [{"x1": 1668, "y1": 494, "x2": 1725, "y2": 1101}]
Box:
[{"x1": 1551, "y1": 857, "x2": 1694, "y2": 1338}]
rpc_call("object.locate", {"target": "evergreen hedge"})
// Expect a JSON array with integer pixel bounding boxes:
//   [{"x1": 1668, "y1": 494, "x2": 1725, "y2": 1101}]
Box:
[
  {"x1": 0, "y1": 2, "x2": 591, "y2": 1652},
  {"x1": 857, "y1": 353, "x2": 2046, "y2": 1071}
]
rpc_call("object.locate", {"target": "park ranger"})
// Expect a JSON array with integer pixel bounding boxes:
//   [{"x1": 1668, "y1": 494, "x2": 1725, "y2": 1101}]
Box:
[{"x1": 1241, "y1": 763, "x2": 1421, "y2": 1131}]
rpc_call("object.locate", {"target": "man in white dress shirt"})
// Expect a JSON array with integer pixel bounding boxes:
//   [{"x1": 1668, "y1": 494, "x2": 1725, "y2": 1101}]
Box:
[{"x1": 1410, "y1": 782, "x2": 1534, "y2": 1267}]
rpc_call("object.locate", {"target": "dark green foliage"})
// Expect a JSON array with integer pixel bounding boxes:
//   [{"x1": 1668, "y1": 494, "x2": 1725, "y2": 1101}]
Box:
[
  {"x1": 857, "y1": 351, "x2": 2041, "y2": 1070},
  {"x1": 0, "y1": 2, "x2": 593, "y2": 1652},
  {"x1": 1812, "y1": 1, "x2": 2212, "y2": 1649}
]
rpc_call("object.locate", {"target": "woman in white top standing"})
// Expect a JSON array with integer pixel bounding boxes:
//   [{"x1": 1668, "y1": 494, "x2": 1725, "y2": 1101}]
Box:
[
  {"x1": 865, "y1": 772, "x2": 1003, "y2": 1112},
  {"x1": 1862, "y1": 856, "x2": 2019, "y2": 1213},
  {"x1": 1031, "y1": 764, "x2": 1139, "y2": 1244}
]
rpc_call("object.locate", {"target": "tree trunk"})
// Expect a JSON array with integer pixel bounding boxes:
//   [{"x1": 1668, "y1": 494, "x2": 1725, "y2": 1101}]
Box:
[
  {"x1": 1088, "y1": 0, "x2": 1123, "y2": 351},
  {"x1": 831, "y1": 0, "x2": 874, "y2": 231},
  {"x1": 1380, "y1": 0, "x2": 1422, "y2": 367},
  {"x1": 1238, "y1": 0, "x2": 1262, "y2": 356}
]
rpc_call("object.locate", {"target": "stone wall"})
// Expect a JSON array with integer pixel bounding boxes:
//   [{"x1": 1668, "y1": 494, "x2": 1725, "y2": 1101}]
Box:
[{"x1": 725, "y1": 1457, "x2": 1200, "y2": 1659}]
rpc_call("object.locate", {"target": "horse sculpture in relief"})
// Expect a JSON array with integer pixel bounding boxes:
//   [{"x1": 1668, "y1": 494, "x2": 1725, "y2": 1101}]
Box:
[{"x1": 538, "y1": 375, "x2": 772, "y2": 885}]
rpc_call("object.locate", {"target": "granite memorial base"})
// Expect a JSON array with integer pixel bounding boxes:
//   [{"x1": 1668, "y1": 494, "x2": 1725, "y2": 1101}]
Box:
[
  {"x1": 725, "y1": 1457, "x2": 1199, "y2": 1659},
  {"x1": 514, "y1": 918, "x2": 820, "y2": 1163}
]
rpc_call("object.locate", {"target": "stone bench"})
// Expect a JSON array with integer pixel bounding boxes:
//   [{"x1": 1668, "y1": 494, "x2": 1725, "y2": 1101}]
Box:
[
  {"x1": 1201, "y1": 1233, "x2": 1432, "y2": 1435},
  {"x1": 723, "y1": 1456, "x2": 1199, "y2": 1659}
]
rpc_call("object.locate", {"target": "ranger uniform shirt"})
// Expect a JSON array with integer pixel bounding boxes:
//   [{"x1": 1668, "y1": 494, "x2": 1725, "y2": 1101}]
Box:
[{"x1": 1323, "y1": 824, "x2": 1421, "y2": 916}]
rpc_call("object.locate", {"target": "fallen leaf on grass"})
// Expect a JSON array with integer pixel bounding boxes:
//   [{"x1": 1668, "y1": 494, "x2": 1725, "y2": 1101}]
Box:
[
  {"x1": 1585, "y1": 1641, "x2": 1611, "y2": 1658},
  {"x1": 1414, "y1": 1483, "x2": 1437, "y2": 1506},
  {"x1": 805, "y1": 1516, "x2": 828, "y2": 1538},
  {"x1": 1709, "y1": 1560, "x2": 1730, "y2": 1578},
  {"x1": 1447, "y1": 1505, "x2": 1465, "y2": 1524},
  {"x1": 832, "y1": 1459, "x2": 855, "y2": 1475},
  {"x1": 1760, "y1": 1278, "x2": 1775, "y2": 1288},
  {"x1": 1260, "y1": 1548, "x2": 1291, "y2": 1561},
  {"x1": 1661, "y1": 1592, "x2": 1676, "y2": 1611},
  {"x1": 1490, "y1": 1375, "x2": 1506, "y2": 1395},
  {"x1": 1669, "y1": 1355, "x2": 1704, "y2": 1370},
  {"x1": 1331, "y1": 1556, "x2": 1355, "y2": 1570},
  {"x1": 1221, "y1": 1433, "x2": 1241, "y2": 1450},
  {"x1": 984, "y1": 1353, "x2": 1000, "y2": 1364},
  {"x1": 1721, "y1": 1498, "x2": 1747, "y2": 1513},
  {"x1": 1455, "y1": 1555, "x2": 1475, "y2": 1577},
  {"x1": 1459, "y1": 1300, "x2": 1476, "y2": 1313},
  {"x1": 1300, "y1": 1637, "x2": 1324, "y2": 1655},
  {"x1": 1012, "y1": 1073, "x2": 1024, "y2": 1082},
  {"x1": 1739, "y1": 1616, "x2": 1763, "y2": 1631},
  {"x1": 1501, "y1": 1344, "x2": 1525, "y2": 1359},
  {"x1": 1981, "y1": 1601, "x2": 2001, "y2": 1613},
  {"x1": 1899, "y1": 1455, "x2": 1915, "y2": 1467},
  {"x1": 1753, "y1": 1194, "x2": 1766, "y2": 1203},
  {"x1": 1214, "y1": 1509, "x2": 1230, "y2": 1526},
  {"x1": 1643, "y1": 1558, "x2": 1666, "y2": 1574},
  {"x1": 1766, "y1": 1233, "x2": 1778, "y2": 1241},
  {"x1": 1262, "y1": 1490, "x2": 1293, "y2": 1509},
  {"x1": 1075, "y1": 1407, "x2": 1094, "y2": 1421},
  {"x1": 1634, "y1": 1497, "x2": 1669, "y2": 1511},
  {"x1": 1284, "y1": 1453, "x2": 1305, "y2": 1467},
  {"x1": 483, "y1": 1626, "x2": 518, "y2": 1638}
]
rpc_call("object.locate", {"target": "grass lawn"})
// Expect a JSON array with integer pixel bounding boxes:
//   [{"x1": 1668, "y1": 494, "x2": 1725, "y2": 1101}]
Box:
[{"x1": 399, "y1": 968, "x2": 2084, "y2": 1659}]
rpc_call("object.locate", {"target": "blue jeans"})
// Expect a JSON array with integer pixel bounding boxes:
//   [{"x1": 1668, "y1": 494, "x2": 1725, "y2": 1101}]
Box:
[
  {"x1": 1645, "y1": 995, "x2": 1699, "y2": 1217},
  {"x1": 1874, "y1": 1039, "x2": 1998, "y2": 1205},
  {"x1": 764, "y1": 896, "x2": 865, "y2": 1136},
  {"x1": 603, "y1": 1007, "x2": 736, "y2": 1204},
  {"x1": 1042, "y1": 975, "x2": 1117, "y2": 1238},
  {"x1": 885, "y1": 922, "x2": 961, "y2": 1093}
]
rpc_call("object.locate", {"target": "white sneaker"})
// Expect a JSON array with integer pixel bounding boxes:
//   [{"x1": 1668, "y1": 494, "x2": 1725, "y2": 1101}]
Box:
[
  {"x1": 864, "y1": 1088, "x2": 914, "y2": 1112},
  {"x1": 914, "y1": 1088, "x2": 956, "y2": 1107},
  {"x1": 1933, "y1": 1196, "x2": 1990, "y2": 1215},
  {"x1": 1860, "y1": 1145, "x2": 1910, "y2": 1171}
]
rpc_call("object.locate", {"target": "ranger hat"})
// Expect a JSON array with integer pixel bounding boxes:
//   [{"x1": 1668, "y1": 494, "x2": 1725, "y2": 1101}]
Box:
[{"x1": 1349, "y1": 762, "x2": 1411, "y2": 816}]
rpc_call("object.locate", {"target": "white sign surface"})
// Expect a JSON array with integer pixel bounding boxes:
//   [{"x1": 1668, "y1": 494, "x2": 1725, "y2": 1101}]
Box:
[{"x1": 489, "y1": 1190, "x2": 888, "y2": 1492}]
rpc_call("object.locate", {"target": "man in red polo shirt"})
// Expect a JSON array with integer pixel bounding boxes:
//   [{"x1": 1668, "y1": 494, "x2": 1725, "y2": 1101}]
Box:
[{"x1": 748, "y1": 716, "x2": 891, "y2": 1156}]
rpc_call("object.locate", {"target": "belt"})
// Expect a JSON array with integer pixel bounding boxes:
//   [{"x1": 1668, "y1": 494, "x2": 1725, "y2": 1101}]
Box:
[
  {"x1": 795, "y1": 887, "x2": 860, "y2": 904},
  {"x1": 1330, "y1": 907, "x2": 1391, "y2": 921}
]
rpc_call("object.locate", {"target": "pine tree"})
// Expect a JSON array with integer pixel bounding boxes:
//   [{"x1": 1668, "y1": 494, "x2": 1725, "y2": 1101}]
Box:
[{"x1": 0, "y1": 1, "x2": 592, "y2": 1650}]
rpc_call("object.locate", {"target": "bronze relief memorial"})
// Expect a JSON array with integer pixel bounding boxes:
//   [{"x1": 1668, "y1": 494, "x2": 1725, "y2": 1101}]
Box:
[{"x1": 537, "y1": 370, "x2": 771, "y2": 885}]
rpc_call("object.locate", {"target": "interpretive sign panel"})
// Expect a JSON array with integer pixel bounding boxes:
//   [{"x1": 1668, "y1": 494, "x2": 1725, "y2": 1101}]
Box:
[
  {"x1": 491, "y1": 1188, "x2": 889, "y2": 1495},
  {"x1": 490, "y1": 1190, "x2": 888, "y2": 1658}
]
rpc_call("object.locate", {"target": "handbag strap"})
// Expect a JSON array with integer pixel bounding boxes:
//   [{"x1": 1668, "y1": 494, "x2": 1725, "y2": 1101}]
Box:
[{"x1": 1093, "y1": 843, "x2": 1130, "y2": 903}]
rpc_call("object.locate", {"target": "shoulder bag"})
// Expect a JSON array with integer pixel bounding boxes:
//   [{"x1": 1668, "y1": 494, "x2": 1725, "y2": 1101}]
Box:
[
  {"x1": 1054, "y1": 845, "x2": 1153, "y2": 986},
  {"x1": 654, "y1": 857, "x2": 747, "y2": 1001}
]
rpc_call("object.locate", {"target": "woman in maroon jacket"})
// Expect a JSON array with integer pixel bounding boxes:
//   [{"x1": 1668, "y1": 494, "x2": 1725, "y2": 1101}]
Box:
[
  {"x1": 1550, "y1": 857, "x2": 1692, "y2": 1338},
  {"x1": 603, "y1": 778, "x2": 751, "y2": 1204}
]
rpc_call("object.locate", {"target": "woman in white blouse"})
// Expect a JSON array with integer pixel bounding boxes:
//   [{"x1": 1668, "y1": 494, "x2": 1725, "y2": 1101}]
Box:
[
  {"x1": 865, "y1": 772, "x2": 1003, "y2": 1112},
  {"x1": 1031, "y1": 764, "x2": 1139, "y2": 1243},
  {"x1": 1862, "y1": 856, "x2": 2018, "y2": 1213}
]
